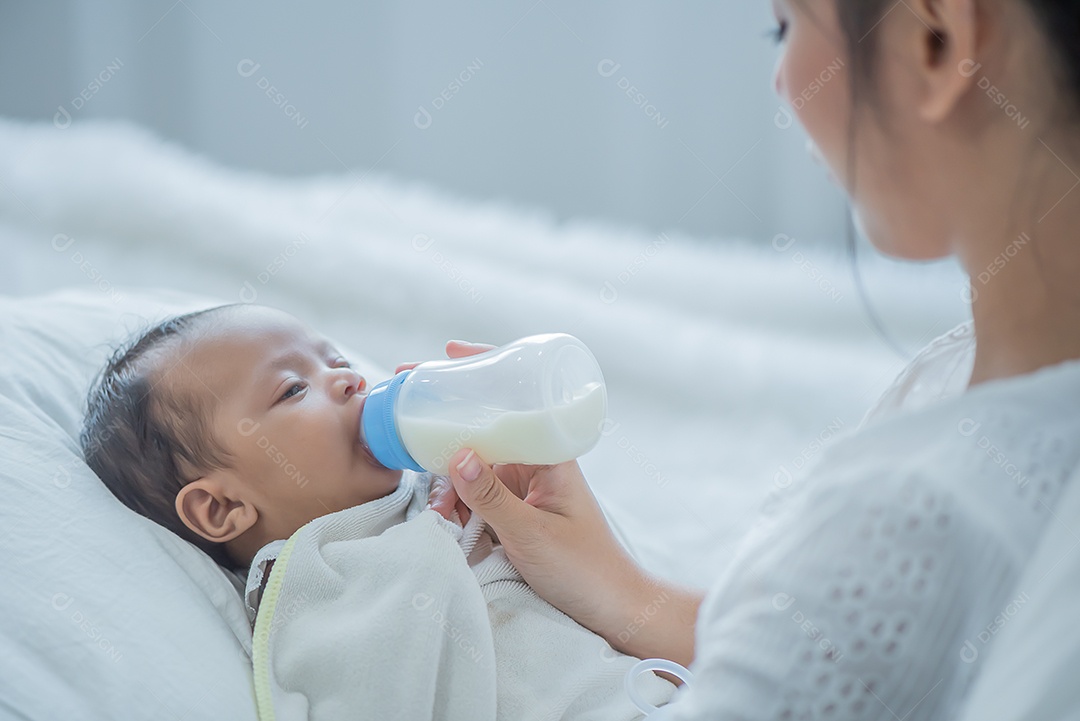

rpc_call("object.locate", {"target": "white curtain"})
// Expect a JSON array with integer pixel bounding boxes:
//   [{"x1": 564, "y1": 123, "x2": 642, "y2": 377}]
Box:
[{"x1": 2, "y1": 0, "x2": 848, "y2": 245}]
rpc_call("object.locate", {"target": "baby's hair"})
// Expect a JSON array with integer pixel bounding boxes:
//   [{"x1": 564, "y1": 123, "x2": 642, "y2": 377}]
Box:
[{"x1": 81, "y1": 305, "x2": 240, "y2": 570}]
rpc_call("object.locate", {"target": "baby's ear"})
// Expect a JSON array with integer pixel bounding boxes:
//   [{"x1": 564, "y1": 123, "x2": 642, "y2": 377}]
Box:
[{"x1": 175, "y1": 474, "x2": 258, "y2": 543}]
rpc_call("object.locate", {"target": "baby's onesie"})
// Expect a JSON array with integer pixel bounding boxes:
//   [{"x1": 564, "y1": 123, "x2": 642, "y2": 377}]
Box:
[{"x1": 244, "y1": 472, "x2": 673, "y2": 721}]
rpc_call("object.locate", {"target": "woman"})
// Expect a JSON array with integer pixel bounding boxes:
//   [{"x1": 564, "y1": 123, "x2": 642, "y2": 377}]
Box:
[{"x1": 422, "y1": 0, "x2": 1080, "y2": 718}]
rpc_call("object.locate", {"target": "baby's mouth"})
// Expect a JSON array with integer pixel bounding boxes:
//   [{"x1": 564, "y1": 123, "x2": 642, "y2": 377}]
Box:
[{"x1": 355, "y1": 394, "x2": 383, "y2": 467}]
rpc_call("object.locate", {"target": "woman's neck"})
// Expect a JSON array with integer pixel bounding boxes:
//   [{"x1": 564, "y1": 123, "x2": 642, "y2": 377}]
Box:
[{"x1": 961, "y1": 135, "x2": 1080, "y2": 387}]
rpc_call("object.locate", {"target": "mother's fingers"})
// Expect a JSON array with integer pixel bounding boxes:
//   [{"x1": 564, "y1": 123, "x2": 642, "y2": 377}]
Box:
[
  {"x1": 394, "y1": 340, "x2": 494, "y2": 375},
  {"x1": 445, "y1": 340, "x2": 495, "y2": 358},
  {"x1": 447, "y1": 449, "x2": 544, "y2": 540}
]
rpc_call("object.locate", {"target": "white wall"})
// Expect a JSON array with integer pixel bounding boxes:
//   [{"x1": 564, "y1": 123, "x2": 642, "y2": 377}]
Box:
[{"x1": 0, "y1": 0, "x2": 849, "y2": 244}]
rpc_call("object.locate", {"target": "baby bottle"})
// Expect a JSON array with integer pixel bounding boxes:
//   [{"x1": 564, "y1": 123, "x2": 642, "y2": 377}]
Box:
[{"x1": 359, "y1": 333, "x2": 607, "y2": 474}]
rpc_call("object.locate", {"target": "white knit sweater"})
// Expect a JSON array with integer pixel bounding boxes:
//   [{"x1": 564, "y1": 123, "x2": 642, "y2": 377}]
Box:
[{"x1": 665, "y1": 321, "x2": 1080, "y2": 720}]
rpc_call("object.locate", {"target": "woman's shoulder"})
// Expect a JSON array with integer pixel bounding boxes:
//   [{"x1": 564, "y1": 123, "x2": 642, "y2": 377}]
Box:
[
  {"x1": 850, "y1": 318, "x2": 1080, "y2": 481},
  {"x1": 688, "y1": 358, "x2": 1080, "y2": 720},
  {"x1": 743, "y1": 338, "x2": 1080, "y2": 572},
  {"x1": 750, "y1": 349, "x2": 1080, "y2": 615},
  {"x1": 682, "y1": 326, "x2": 1080, "y2": 721},
  {"x1": 820, "y1": 342, "x2": 1080, "y2": 500}
]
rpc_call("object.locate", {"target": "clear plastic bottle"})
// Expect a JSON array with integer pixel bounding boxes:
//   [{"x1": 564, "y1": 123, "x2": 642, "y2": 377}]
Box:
[{"x1": 360, "y1": 333, "x2": 607, "y2": 474}]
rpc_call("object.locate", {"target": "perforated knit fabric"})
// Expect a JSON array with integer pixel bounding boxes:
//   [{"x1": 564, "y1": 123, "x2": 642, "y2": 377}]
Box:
[{"x1": 665, "y1": 321, "x2": 1080, "y2": 721}]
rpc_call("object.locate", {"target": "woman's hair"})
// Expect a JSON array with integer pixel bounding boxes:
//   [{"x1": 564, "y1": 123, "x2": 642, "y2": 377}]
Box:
[
  {"x1": 837, "y1": 0, "x2": 1080, "y2": 115},
  {"x1": 80, "y1": 305, "x2": 240, "y2": 570},
  {"x1": 829, "y1": 0, "x2": 1080, "y2": 357}
]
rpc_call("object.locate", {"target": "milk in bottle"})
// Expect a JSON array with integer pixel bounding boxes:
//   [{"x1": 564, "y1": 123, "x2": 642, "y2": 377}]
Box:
[{"x1": 359, "y1": 334, "x2": 607, "y2": 474}]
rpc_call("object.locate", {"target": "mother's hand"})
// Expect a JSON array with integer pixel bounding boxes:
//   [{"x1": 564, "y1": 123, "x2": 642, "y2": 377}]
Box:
[
  {"x1": 445, "y1": 451, "x2": 701, "y2": 667},
  {"x1": 411, "y1": 341, "x2": 701, "y2": 665}
]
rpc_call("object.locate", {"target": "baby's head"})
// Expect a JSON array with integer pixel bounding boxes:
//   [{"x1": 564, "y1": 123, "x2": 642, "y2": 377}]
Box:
[{"x1": 81, "y1": 304, "x2": 402, "y2": 571}]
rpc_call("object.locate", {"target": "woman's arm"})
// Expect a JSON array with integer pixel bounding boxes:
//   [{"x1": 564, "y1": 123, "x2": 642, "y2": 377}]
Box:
[
  {"x1": 432, "y1": 449, "x2": 703, "y2": 666},
  {"x1": 603, "y1": 571, "x2": 703, "y2": 668}
]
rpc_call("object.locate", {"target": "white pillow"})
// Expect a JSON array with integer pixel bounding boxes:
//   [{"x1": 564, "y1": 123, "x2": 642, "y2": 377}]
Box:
[{"x1": 0, "y1": 288, "x2": 387, "y2": 720}]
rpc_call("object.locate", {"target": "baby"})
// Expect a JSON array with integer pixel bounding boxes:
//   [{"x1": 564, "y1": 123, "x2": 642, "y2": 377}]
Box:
[{"x1": 81, "y1": 303, "x2": 674, "y2": 721}]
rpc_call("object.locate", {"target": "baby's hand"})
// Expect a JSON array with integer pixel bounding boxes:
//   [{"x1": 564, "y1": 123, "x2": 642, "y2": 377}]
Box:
[{"x1": 427, "y1": 474, "x2": 472, "y2": 525}]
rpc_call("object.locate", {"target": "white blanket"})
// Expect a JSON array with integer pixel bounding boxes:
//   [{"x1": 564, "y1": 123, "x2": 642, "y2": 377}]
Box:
[{"x1": 249, "y1": 472, "x2": 674, "y2": 720}]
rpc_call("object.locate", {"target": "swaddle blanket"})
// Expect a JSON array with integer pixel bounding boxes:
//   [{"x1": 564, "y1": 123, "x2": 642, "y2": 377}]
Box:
[{"x1": 248, "y1": 471, "x2": 674, "y2": 720}]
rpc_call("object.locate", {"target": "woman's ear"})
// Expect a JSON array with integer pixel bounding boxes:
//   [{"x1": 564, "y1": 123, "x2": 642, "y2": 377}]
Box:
[
  {"x1": 908, "y1": 0, "x2": 979, "y2": 122},
  {"x1": 175, "y1": 473, "x2": 258, "y2": 543}
]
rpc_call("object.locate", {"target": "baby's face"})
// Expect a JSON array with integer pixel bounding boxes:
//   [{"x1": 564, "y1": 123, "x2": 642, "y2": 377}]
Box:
[{"x1": 171, "y1": 305, "x2": 402, "y2": 542}]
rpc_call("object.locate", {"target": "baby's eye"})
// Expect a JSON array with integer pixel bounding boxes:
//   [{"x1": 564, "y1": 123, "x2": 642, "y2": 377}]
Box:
[
  {"x1": 279, "y1": 381, "x2": 307, "y2": 402},
  {"x1": 332, "y1": 357, "x2": 352, "y2": 369}
]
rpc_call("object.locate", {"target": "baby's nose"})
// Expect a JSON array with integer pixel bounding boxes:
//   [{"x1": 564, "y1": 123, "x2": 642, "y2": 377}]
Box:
[{"x1": 341, "y1": 371, "x2": 366, "y2": 398}]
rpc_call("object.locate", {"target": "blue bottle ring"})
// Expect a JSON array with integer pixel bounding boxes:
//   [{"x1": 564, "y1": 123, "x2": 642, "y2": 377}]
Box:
[{"x1": 361, "y1": 371, "x2": 425, "y2": 472}]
